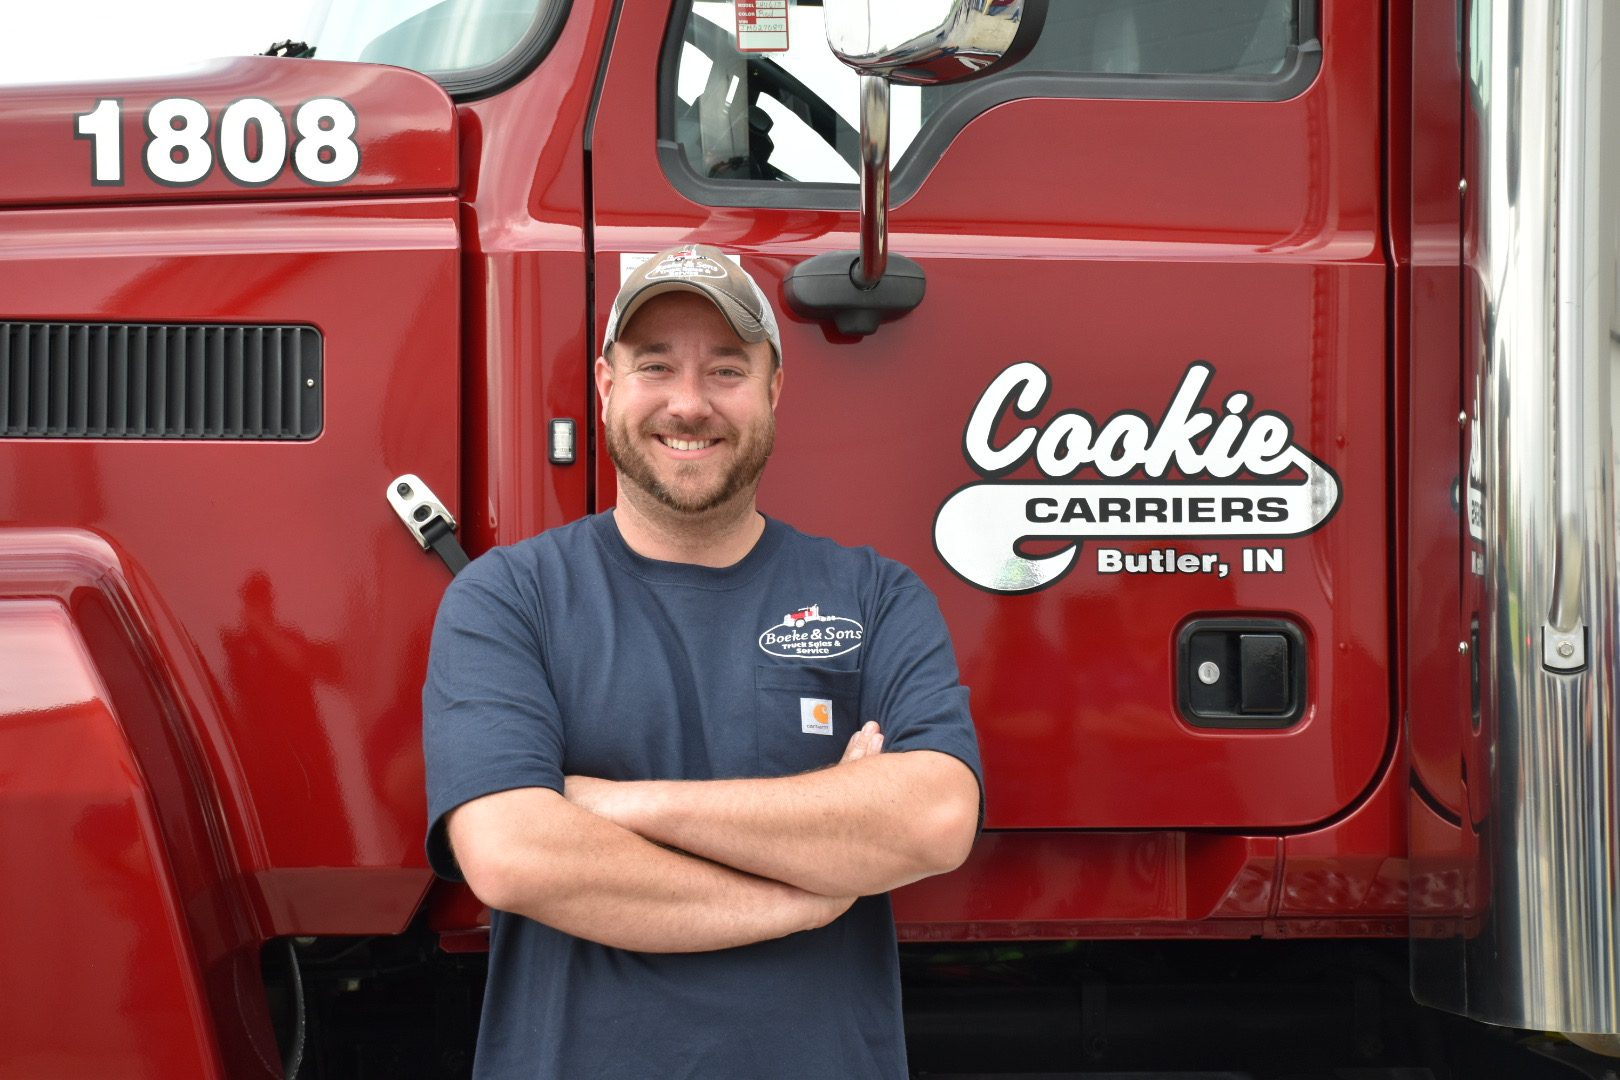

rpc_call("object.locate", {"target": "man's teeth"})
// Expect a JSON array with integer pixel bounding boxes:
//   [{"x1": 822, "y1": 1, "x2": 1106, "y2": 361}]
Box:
[{"x1": 663, "y1": 437, "x2": 715, "y2": 451}]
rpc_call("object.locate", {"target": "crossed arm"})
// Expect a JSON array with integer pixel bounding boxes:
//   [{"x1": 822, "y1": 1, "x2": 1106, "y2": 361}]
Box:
[{"x1": 446, "y1": 723, "x2": 980, "y2": 952}]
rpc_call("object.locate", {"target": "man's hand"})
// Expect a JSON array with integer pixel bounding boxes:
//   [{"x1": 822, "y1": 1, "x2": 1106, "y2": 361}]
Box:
[{"x1": 841, "y1": 721, "x2": 883, "y2": 763}]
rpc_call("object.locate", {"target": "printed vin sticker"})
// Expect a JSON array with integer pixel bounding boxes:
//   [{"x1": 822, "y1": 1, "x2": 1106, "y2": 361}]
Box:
[
  {"x1": 1467, "y1": 407, "x2": 1485, "y2": 546},
  {"x1": 933, "y1": 362, "x2": 1343, "y2": 594},
  {"x1": 736, "y1": 0, "x2": 790, "y2": 52},
  {"x1": 620, "y1": 253, "x2": 654, "y2": 285}
]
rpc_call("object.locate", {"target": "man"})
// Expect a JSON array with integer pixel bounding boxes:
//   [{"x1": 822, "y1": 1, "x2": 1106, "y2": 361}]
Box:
[{"x1": 423, "y1": 244, "x2": 983, "y2": 1079}]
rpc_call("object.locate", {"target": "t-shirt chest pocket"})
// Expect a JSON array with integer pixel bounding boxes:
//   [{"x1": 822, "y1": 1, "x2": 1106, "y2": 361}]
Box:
[{"x1": 753, "y1": 665, "x2": 862, "y2": 777}]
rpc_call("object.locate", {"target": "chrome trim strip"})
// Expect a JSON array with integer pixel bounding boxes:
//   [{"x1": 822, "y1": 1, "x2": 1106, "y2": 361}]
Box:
[
  {"x1": 1546, "y1": 0, "x2": 1590, "y2": 666},
  {"x1": 855, "y1": 74, "x2": 890, "y2": 287},
  {"x1": 1414, "y1": 0, "x2": 1620, "y2": 1036}
]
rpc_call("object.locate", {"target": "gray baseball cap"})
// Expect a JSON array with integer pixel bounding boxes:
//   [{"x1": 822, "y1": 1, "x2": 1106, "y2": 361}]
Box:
[{"x1": 603, "y1": 244, "x2": 782, "y2": 365}]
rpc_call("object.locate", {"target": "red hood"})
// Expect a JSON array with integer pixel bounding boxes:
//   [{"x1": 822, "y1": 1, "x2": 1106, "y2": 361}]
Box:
[{"x1": 0, "y1": 56, "x2": 457, "y2": 208}]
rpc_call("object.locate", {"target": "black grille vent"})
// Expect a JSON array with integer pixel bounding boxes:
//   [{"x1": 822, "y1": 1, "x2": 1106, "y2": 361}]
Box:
[{"x1": 0, "y1": 322, "x2": 323, "y2": 439}]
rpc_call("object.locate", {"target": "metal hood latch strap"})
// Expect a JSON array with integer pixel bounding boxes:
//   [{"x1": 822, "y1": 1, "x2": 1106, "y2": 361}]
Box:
[{"x1": 387, "y1": 474, "x2": 469, "y2": 576}]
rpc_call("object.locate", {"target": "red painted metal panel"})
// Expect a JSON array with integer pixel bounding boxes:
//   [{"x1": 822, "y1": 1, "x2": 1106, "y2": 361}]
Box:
[
  {"x1": 0, "y1": 58, "x2": 457, "y2": 208},
  {"x1": 0, "y1": 196, "x2": 460, "y2": 930},
  {"x1": 892, "y1": 832, "x2": 1281, "y2": 928},
  {"x1": 0, "y1": 530, "x2": 286, "y2": 1076},
  {"x1": 588, "y1": 2, "x2": 1391, "y2": 839},
  {"x1": 1277, "y1": 738, "x2": 1408, "y2": 918},
  {"x1": 0, "y1": 599, "x2": 226, "y2": 1078},
  {"x1": 1403, "y1": 0, "x2": 1473, "y2": 825},
  {"x1": 1409, "y1": 791, "x2": 1480, "y2": 927},
  {"x1": 1404, "y1": 0, "x2": 1488, "y2": 936},
  {"x1": 454, "y1": 0, "x2": 613, "y2": 549},
  {"x1": 0, "y1": 1, "x2": 608, "y2": 960},
  {"x1": 250, "y1": 867, "x2": 434, "y2": 936}
]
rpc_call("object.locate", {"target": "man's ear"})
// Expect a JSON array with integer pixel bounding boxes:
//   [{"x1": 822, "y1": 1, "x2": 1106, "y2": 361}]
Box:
[
  {"x1": 594, "y1": 354, "x2": 614, "y2": 419},
  {"x1": 768, "y1": 361, "x2": 784, "y2": 411}
]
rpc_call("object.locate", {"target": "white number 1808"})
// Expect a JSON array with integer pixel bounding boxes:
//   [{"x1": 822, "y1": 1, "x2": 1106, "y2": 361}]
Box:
[{"x1": 74, "y1": 97, "x2": 360, "y2": 187}]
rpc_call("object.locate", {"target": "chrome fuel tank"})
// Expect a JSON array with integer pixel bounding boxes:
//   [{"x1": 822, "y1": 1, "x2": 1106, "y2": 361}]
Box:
[{"x1": 1414, "y1": 0, "x2": 1620, "y2": 1037}]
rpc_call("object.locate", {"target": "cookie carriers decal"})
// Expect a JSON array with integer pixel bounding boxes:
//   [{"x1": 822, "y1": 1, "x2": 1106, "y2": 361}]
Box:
[
  {"x1": 759, "y1": 605, "x2": 865, "y2": 659},
  {"x1": 934, "y1": 362, "x2": 1343, "y2": 594}
]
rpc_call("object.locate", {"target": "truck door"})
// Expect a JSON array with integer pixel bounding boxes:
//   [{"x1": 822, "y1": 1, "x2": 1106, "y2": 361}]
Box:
[{"x1": 588, "y1": 1, "x2": 1388, "y2": 833}]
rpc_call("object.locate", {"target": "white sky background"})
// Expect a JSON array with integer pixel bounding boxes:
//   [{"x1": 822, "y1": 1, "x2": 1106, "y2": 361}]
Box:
[{"x1": 0, "y1": 0, "x2": 439, "y2": 86}]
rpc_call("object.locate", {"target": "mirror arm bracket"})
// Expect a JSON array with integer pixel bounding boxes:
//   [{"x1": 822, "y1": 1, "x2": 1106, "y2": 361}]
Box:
[
  {"x1": 854, "y1": 74, "x2": 890, "y2": 287},
  {"x1": 792, "y1": 0, "x2": 1045, "y2": 338},
  {"x1": 784, "y1": 251, "x2": 926, "y2": 338}
]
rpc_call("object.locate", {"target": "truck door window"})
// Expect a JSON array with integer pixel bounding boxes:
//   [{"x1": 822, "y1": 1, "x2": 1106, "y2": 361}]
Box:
[
  {"x1": 672, "y1": 2, "x2": 921, "y2": 184},
  {"x1": 665, "y1": 0, "x2": 1318, "y2": 207}
]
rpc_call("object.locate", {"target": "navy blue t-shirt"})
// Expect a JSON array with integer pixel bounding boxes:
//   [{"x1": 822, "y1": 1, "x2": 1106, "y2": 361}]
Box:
[{"x1": 423, "y1": 512, "x2": 983, "y2": 1080}]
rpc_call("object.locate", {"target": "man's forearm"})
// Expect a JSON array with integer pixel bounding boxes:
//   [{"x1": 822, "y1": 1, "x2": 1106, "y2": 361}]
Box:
[
  {"x1": 572, "y1": 750, "x2": 979, "y2": 898},
  {"x1": 451, "y1": 788, "x2": 851, "y2": 952}
]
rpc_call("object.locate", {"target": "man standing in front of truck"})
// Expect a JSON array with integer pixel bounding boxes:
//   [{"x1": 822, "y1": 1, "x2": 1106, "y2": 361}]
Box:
[{"x1": 422, "y1": 244, "x2": 983, "y2": 1079}]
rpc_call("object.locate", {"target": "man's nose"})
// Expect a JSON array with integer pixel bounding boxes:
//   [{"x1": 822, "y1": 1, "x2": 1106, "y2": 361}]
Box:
[{"x1": 664, "y1": 369, "x2": 713, "y2": 421}]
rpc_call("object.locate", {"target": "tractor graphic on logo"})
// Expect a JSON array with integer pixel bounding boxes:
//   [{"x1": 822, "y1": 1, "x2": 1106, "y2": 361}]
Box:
[{"x1": 783, "y1": 604, "x2": 822, "y2": 627}]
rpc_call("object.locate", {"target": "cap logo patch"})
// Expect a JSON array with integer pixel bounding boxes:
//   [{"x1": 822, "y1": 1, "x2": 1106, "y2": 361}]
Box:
[
  {"x1": 759, "y1": 604, "x2": 865, "y2": 659},
  {"x1": 646, "y1": 248, "x2": 729, "y2": 280}
]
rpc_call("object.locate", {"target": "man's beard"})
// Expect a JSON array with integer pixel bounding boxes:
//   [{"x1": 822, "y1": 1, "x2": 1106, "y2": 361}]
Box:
[{"x1": 606, "y1": 412, "x2": 775, "y2": 515}]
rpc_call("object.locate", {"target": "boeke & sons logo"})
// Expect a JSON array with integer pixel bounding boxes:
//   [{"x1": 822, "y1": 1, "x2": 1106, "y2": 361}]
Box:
[{"x1": 759, "y1": 605, "x2": 865, "y2": 659}]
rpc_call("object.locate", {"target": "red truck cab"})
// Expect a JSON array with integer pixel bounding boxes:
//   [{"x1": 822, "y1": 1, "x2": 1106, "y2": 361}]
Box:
[{"x1": 0, "y1": 0, "x2": 1616, "y2": 1076}]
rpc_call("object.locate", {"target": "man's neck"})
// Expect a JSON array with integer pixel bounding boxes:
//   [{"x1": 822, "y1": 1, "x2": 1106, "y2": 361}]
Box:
[{"x1": 611, "y1": 488, "x2": 765, "y2": 568}]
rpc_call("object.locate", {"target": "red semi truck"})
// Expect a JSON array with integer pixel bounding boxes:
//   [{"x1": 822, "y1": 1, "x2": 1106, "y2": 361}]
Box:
[{"x1": 2, "y1": 0, "x2": 1618, "y2": 1076}]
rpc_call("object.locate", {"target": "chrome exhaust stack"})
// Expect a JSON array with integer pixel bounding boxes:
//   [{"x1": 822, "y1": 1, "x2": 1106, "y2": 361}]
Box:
[{"x1": 1412, "y1": 0, "x2": 1620, "y2": 1040}]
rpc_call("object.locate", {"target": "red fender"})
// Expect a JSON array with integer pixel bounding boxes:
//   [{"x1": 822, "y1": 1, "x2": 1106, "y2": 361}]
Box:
[{"x1": 0, "y1": 531, "x2": 281, "y2": 1079}]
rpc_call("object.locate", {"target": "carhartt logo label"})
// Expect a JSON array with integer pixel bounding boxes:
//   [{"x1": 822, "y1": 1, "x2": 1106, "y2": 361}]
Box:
[
  {"x1": 801, "y1": 698, "x2": 833, "y2": 735},
  {"x1": 646, "y1": 247, "x2": 728, "y2": 280},
  {"x1": 759, "y1": 605, "x2": 865, "y2": 659},
  {"x1": 933, "y1": 362, "x2": 1342, "y2": 593}
]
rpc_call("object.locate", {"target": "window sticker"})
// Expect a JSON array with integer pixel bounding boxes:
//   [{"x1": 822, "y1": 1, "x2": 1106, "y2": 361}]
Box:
[
  {"x1": 620, "y1": 252, "x2": 655, "y2": 286},
  {"x1": 735, "y1": 0, "x2": 789, "y2": 53},
  {"x1": 1467, "y1": 388, "x2": 1485, "y2": 575}
]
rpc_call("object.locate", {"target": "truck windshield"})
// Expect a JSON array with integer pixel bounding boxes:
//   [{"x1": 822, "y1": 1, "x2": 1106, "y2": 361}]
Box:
[{"x1": 1, "y1": 0, "x2": 550, "y2": 87}]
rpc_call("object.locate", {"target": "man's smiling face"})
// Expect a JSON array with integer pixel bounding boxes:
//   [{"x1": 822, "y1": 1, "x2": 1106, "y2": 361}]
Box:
[{"x1": 597, "y1": 291, "x2": 783, "y2": 517}]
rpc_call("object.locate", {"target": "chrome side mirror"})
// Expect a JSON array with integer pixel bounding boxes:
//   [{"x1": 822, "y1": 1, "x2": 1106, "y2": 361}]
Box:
[
  {"x1": 825, "y1": 0, "x2": 1043, "y2": 88},
  {"x1": 786, "y1": 0, "x2": 1044, "y2": 336}
]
